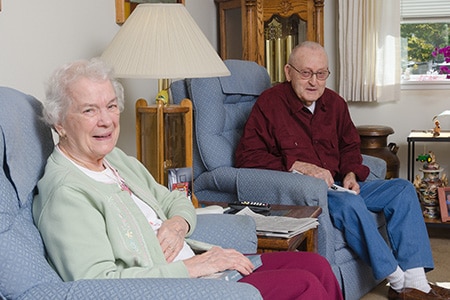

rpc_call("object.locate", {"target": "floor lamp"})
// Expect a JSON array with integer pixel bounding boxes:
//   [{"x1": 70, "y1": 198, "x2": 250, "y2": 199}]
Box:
[{"x1": 102, "y1": 4, "x2": 230, "y2": 204}]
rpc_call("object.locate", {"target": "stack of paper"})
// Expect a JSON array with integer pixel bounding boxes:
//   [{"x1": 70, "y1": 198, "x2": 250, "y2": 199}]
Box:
[{"x1": 236, "y1": 207, "x2": 319, "y2": 238}]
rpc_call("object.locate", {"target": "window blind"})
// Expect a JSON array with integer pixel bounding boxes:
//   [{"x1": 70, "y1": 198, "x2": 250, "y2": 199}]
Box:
[{"x1": 401, "y1": 0, "x2": 450, "y2": 20}]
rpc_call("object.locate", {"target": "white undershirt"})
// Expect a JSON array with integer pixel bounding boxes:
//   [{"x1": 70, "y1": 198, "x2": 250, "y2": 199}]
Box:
[
  {"x1": 306, "y1": 101, "x2": 316, "y2": 113},
  {"x1": 56, "y1": 146, "x2": 195, "y2": 261}
]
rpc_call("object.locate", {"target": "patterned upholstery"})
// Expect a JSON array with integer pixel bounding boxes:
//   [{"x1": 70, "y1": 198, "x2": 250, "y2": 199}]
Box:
[
  {"x1": 190, "y1": 214, "x2": 257, "y2": 254},
  {"x1": 0, "y1": 87, "x2": 261, "y2": 300},
  {"x1": 171, "y1": 60, "x2": 389, "y2": 300}
]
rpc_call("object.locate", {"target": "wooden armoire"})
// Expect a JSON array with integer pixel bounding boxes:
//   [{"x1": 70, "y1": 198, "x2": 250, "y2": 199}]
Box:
[{"x1": 215, "y1": 0, "x2": 324, "y2": 83}]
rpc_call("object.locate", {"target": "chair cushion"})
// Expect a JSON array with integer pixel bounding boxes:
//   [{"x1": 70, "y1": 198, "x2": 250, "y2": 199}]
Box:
[
  {"x1": 188, "y1": 60, "x2": 271, "y2": 171},
  {"x1": 0, "y1": 87, "x2": 53, "y2": 206},
  {"x1": 218, "y1": 60, "x2": 271, "y2": 95},
  {"x1": 0, "y1": 132, "x2": 18, "y2": 233},
  {"x1": 0, "y1": 87, "x2": 60, "y2": 299}
]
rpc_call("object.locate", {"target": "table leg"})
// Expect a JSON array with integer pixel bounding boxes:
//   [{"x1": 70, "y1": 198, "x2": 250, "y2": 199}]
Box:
[
  {"x1": 305, "y1": 228, "x2": 318, "y2": 253},
  {"x1": 408, "y1": 141, "x2": 411, "y2": 181},
  {"x1": 408, "y1": 141, "x2": 415, "y2": 182}
]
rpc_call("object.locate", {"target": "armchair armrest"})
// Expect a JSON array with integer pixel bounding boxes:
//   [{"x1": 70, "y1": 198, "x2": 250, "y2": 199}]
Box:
[
  {"x1": 195, "y1": 166, "x2": 329, "y2": 207},
  {"x1": 23, "y1": 278, "x2": 262, "y2": 300},
  {"x1": 190, "y1": 214, "x2": 257, "y2": 254},
  {"x1": 236, "y1": 168, "x2": 329, "y2": 207},
  {"x1": 362, "y1": 154, "x2": 386, "y2": 180}
]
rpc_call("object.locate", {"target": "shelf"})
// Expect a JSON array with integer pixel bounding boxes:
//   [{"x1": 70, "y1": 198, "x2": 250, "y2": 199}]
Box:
[{"x1": 424, "y1": 218, "x2": 450, "y2": 225}]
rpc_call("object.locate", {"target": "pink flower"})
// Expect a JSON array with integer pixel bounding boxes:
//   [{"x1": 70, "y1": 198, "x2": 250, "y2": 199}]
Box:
[{"x1": 432, "y1": 46, "x2": 450, "y2": 74}]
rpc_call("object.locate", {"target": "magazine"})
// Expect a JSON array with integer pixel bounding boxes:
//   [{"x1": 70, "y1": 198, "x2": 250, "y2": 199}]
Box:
[{"x1": 236, "y1": 207, "x2": 319, "y2": 238}]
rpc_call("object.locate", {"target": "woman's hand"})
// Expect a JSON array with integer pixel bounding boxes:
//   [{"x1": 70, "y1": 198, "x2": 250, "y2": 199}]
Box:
[
  {"x1": 290, "y1": 161, "x2": 334, "y2": 187},
  {"x1": 157, "y1": 216, "x2": 189, "y2": 262},
  {"x1": 183, "y1": 247, "x2": 255, "y2": 278}
]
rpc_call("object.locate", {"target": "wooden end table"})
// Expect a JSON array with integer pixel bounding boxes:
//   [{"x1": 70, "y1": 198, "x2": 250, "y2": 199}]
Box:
[
  {"x1": 198, "y1": 201, "x2": 322, "y2": 253},
  {"x1": 256, "y1": 204, "x2": 321, "y2": 253}
]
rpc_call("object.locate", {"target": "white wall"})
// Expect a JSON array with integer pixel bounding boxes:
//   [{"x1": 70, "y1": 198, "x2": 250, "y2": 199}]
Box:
[
  {"x1": 0, "y1": 0, "x2": 118, "y2": 98},
  {"x1": 324, "y1": 0, "x2": 450, "y2": 179},
  {"x1": 349, "y1": 89, "x2": 450, "y2": 179},
  {"x1": 1, "y1": 0, "x2": 449, "y2": 179},
  {"x1": 0, "y1": 0, "x2": 216, "y2": 157}
]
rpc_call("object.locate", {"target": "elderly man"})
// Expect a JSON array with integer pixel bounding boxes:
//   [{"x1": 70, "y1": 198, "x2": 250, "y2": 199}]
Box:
[{"x1": 235, "y1": 41, "x2": 450, "y2": 300}]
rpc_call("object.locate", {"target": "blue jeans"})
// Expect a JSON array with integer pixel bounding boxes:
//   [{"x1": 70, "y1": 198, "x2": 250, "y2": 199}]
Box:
[{"x1": 327, "y1": 178, "x2": 434, "y2": 280}]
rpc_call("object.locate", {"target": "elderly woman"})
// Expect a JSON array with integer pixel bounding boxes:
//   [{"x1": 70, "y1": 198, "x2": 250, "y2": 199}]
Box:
[{"x1": 33, "y1": 58, "x2": 343, "y2": 300}]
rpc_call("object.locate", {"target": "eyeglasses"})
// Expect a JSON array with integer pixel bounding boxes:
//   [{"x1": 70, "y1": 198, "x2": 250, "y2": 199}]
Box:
[{"x1": 288, "y1": 64, "x2": 330, "y2": 81}]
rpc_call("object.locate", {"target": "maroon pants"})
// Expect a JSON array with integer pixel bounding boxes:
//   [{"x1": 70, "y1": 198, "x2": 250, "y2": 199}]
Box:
[{"x1": 239, "y1": 252, "x2": 343, "y2": 300}]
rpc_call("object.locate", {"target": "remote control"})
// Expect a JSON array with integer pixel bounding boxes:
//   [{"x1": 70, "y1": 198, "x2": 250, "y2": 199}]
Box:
[
  {"x1": 329, "y1": 184, "x2": 357, "y2": 195},
  {"x1": 228, "y1": 201, "x2": 271, "y2": 213}
]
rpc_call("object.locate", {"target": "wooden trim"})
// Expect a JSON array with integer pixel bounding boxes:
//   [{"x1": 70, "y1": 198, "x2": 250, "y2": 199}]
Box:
[
  {"x1": 216, "y1": 0, "x2": 324, "y2": 66},
  {"x1": 438, "y1": 187, "x2": 450, "y2": 222},
  {"x1": 115, "y1": 0, "x2": 185, "y2": 25},
  {"x1": 215, "y1": 0, "x2": 241, "y2": 60},
  {"x1": 136, "y1": 100, "x2": 196, "y2": 206},
  {"x1": 180, "y1": 98, "x2": 198, "y2": 207},
  {"x1": 156, "y1": 101, "x2": 165, "y2": 184},
  {"x1": 135, "y1": 98, "x2": 148, "y2": 161},
  {"x1": 313, "y1": 0, "x2": 325, "y2": 45}
]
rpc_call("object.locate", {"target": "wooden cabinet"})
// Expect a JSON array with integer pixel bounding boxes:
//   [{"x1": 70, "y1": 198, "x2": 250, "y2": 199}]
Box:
[
  {"x1": 135, "y1": 99, "x2": 193, "y2": 186},
  {"x1": 135, "y1": 98, "x2": 198, "y2": 207},
  {"x1": 215, "y1": 0, "x2": 324, "y2": 83}
]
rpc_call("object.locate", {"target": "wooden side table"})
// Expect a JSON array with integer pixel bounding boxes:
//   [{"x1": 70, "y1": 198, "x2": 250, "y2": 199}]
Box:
[
  {"x1": 256, "y1": 205, "x2": 321, "y2": 253},
  {"x1": 198, "y1": 201, "x2": 321, "y2": 253}
]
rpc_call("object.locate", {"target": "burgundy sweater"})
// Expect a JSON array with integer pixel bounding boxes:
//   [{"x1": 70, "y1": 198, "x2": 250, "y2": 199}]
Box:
[{"x1": 235, "y1": 82, "x2": 369, "y2": 182}]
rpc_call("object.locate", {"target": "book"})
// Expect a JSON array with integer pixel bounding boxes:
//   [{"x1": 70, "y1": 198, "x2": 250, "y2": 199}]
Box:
[
  {"x1": 201, "y1": 254, "x2": 263, "y2": 281},
  {"x1": 236, "y1": 207, "x2": 319, "y2": 238},
  {"x1": 167, "y1": 167, "x2": 193, "y2": 202}
]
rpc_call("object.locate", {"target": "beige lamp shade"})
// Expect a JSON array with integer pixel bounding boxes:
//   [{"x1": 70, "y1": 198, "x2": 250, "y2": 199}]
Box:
[{"x1": 101, "y1": 3, "x2": 230, "y2": 79}]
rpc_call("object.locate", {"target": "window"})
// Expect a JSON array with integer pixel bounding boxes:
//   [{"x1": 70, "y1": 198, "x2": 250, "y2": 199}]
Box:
[{"x1": 401, "y1": 0, "x2": 450, "y2": 84}]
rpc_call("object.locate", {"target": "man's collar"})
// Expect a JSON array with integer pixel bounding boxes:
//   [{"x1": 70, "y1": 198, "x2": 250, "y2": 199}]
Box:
[{"x1": 286, "y1": 83, "x2": 328, "y2": 114}]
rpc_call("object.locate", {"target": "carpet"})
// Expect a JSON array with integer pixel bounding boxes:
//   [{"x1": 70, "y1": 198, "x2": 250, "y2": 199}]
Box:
[{"x1": 360, "y1": 225, "x2": 450, "y2": 299}]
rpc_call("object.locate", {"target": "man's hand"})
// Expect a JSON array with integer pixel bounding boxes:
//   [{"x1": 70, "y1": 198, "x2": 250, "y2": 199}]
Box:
[
  {"x1": 157, "y1": 216, "x2": 189, "y2": 263},
  {"x1": 342, "y1": 172, "x2": 360, "y2": 195},
  {"x1": 290, "y1": 161, "x2": 334, "y2": 187}
]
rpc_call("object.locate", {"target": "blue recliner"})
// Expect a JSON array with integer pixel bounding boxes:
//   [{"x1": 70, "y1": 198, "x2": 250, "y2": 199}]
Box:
[
  {"x1": 171, "y1": 59, "x2": 389, "y2": 300},
  {"x1": 0, "y1": 86, "x2": 262, "y2": 300}
]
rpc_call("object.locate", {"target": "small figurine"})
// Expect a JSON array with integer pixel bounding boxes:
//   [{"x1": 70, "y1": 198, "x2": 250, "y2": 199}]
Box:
[
  {"x1": 413, "y1": 174, "x2": 423, "y2": 190},
  {"x1": 441, "y1": 173, "x2": 448, "y2": 187},
  {"x1": 415, "y1": 150, "x2": 446, "y2": 219},
  {"x1": 433, "y1": 117, "x2": 441, "y2": 137},
  {"x1": 155, "y1": 89, "x2": 169, "y2": 105},
  {"x1": 416, "y1": 151, "x2": 443, "y2": 172},
  {"x1": 416, "y1": 153, "x2": 432, "y2": 163}
]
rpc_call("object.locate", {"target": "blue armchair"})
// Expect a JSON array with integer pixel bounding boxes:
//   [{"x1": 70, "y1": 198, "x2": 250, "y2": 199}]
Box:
[
  {"x1": 171, "y1": 59, "x2": 389, "y2": 300},
  {"x1": 0, "y1": 86, "x2": 262, "y2": 300}
]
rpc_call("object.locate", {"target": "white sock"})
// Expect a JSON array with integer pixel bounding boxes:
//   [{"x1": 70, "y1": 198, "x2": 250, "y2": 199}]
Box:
[
  {"x1": 387, "y1": 266, "x2": 405, "y2": 292},
  {"x1": 404, "y1": 267, "x2": 431, "y2": 293}
]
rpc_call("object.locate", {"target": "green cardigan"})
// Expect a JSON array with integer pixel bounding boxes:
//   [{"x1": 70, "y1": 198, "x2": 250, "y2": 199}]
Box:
[{"x1": 33, "y1": 147, "x2": 200, "y2": 281}]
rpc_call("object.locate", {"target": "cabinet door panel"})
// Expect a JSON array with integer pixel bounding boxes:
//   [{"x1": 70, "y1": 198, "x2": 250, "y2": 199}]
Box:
[{"x1": 216, "y1": 0, "x2": 324, "y2": 83}]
